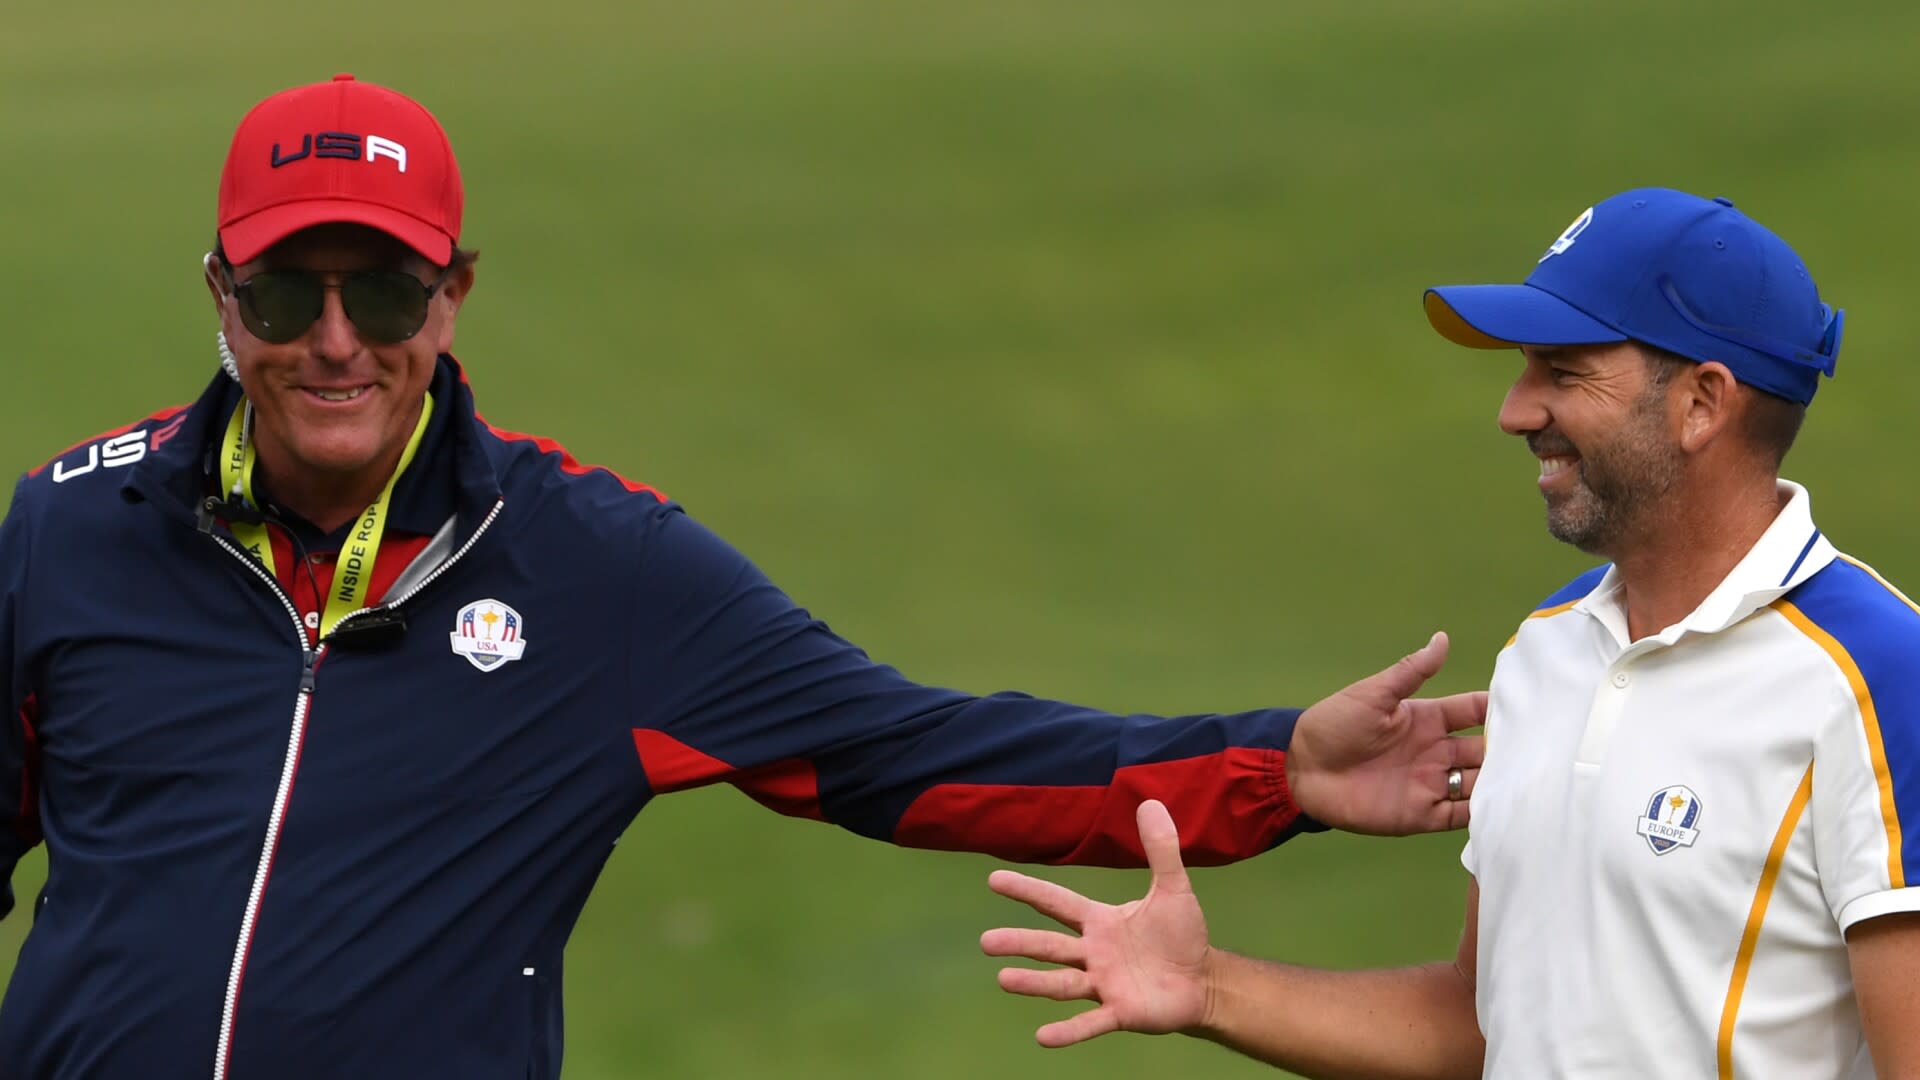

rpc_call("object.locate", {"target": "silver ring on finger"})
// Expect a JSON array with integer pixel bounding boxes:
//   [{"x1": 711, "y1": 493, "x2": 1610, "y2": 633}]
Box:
[{"x1": 1446, "y1": 767, "x2": 1465, "y2": 801}]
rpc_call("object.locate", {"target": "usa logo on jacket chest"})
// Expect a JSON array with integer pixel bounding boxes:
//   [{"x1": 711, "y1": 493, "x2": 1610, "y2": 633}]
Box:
[{"x1": 449, "y1": 599, "x2": 529, "y2": 672}]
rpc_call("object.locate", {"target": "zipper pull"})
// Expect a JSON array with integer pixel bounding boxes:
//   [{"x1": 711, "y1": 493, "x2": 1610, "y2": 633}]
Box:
[
  {"x1": 299, "y1": 649, "x2": 318, "y2": 694},
  {"x1": 328, "y1": 608, "x2": 410, "y2": 651},
  {"x1": 199, "y1": 496, "x2": 272, "y2": 534}
]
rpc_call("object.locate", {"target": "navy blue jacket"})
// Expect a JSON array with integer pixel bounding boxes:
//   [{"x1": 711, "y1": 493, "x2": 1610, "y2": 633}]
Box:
[{"x1": 0, "y1": 357, "x2": 1313, "y2": 1078}]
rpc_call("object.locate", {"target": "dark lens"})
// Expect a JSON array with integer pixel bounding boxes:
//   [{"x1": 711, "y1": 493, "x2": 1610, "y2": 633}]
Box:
[
  {"x1": 341, "y1": 272, "x2": 431, "y2": 344},
  {"x1": 239, "y1": 271, "x2": 325, "y2": 344}
]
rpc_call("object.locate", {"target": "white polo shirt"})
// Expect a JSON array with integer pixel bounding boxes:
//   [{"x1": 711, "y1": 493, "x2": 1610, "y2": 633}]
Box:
[{"x1": 1465, "y1": 481, "x2": 1920, "y2": 1079}]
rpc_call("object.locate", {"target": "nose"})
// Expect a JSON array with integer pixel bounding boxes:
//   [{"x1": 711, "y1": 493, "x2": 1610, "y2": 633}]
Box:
[
  {"x1": 1497, "y1": 363, "x2": 1549, "y2": 437},
  {"x1": 309, "y1": 283, "x2": 360, "y2": 362}
]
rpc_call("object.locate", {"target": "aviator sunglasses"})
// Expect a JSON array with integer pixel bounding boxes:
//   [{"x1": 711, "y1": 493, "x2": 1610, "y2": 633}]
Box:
[{"x1": 210, "y1": 254, "x2": 451, "y2": 345}]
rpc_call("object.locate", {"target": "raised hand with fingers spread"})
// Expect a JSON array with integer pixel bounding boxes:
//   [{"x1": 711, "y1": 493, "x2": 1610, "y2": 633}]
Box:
[
  {"x1": 982, "y1": 799, "x2": 1486, "y2": 1076},
  {"x1": 981, "y1": 800, "x2": 1212, "y2": 1048}
]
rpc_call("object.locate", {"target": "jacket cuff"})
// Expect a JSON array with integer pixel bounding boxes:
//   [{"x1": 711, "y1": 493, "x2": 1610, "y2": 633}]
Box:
[{"x1": 1270, "y1": 746, "x2": 1330, "y2": 836}]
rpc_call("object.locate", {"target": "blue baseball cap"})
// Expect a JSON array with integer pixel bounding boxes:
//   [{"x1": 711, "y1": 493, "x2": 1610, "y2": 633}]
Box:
[{"x1": 1423, "y1": 188, "x2": 1844, "y2": 404}]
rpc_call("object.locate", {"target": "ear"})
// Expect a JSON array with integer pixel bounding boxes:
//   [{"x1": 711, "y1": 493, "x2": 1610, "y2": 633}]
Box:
[
  {"x1": 204, "y1": 253, "x2": 229, "y2": 311},
  {"x1": 428, "y1": 262, "x2": 477, "y2": 354},
  {"x1": 1677, "y1": 360, "x2": 1740, "y2": 454},
  {"x1": 204, "y1": 253, "x2": 244, "y2": 342}
]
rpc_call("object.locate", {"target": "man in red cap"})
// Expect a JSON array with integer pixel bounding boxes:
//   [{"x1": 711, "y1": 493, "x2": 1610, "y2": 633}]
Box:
[{"x1": 0, "y1": 75, "x2": 1484, "y2": 1078}]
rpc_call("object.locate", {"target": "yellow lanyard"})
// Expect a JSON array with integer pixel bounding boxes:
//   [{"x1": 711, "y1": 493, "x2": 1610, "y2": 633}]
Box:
[{"x1": 218, "y1": 393, "x2": 435, "y2": 639}]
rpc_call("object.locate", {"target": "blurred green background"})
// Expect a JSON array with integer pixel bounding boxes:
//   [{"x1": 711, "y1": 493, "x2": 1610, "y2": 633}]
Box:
[{"x1": 6, "y1": 2, "x2": 1920, "y2": 1076}]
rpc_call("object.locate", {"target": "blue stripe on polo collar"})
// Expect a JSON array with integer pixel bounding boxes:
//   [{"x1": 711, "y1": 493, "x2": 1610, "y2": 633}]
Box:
[{"x1": 1423, "y1": 188, "x2": 1844, "y2": 404}]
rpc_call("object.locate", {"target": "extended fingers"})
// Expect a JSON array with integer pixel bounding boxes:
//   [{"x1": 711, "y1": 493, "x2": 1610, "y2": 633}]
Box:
[
  {"x1": 1405, "y1": 630, "x2": 1450, "y2": 681},
  {"x1": 1360, "y1": 631, "x2": 1449, "y2": 708},
  {"x1": 1036, "y1": 1007, "x2": 1123, "y2": 1048},
  {"x1": 980, "y1": 926, "x2": 1085, "y2": 966},
  {"x1": 988, "y1": 869, "x2": 1091, "y2": 931},
  {"x1": 1451, "y1": 730, "x2": 1486, "y2": 770},
  {"x1": 1136, "y1": 800, "x2": 1191, "y2": 895},
  {"x1": 998, "y1": 964, "x2": 1094, "y2": 1002},
  {"x1": 1400, "y1": 694, "x2": 1486, "y2": 756},
  {"x1": 1433, "y1": 689, "x2": 1489, "y2": 734}
]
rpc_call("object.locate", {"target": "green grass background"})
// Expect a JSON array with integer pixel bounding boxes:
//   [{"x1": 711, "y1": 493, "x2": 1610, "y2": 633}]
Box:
[{"x1": 6, "y1": 2, "x2": 1920, "y2": 1076}]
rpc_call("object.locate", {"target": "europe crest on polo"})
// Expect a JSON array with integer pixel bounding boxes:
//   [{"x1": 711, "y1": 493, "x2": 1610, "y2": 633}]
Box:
[
  {"x1": 449, "y1": 598, "x2": 529, "y2": 671},
  {"x1": 1635, "y1": 784, "x2": 1703, "y2": 855}
]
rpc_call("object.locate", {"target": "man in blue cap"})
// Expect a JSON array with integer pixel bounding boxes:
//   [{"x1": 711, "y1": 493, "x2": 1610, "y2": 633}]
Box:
[{"x1": 979, "y1": 189, "x2": 1920, "y2": 1078}]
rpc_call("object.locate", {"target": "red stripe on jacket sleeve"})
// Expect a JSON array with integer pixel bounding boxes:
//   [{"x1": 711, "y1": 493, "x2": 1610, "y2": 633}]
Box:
[
  {"x1": 13, "y1": 694, "x2": 42, "y2": 846},
  {"x1": 731, "y1": 760, "x2": 825, "y2": 821},
  {"x1": 453, "y1": 359, "x2": 664, "y2": 499},
  {"x1": 631, "y1": 729, "x2": 823, "y2": 820},
  {"x1": 892, "y1": 747, "x2": 1296, "y2": 867}
]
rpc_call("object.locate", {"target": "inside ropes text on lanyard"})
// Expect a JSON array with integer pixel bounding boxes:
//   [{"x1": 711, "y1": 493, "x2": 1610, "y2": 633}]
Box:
[{"x1": 218, "y1": 393, "x2": 434, "y2": 640}]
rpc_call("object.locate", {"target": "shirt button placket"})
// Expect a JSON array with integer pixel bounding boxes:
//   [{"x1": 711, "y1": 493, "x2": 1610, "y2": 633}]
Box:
[{"x1": 1577, "y1": 661, "x2": 1633, "y2": 766}]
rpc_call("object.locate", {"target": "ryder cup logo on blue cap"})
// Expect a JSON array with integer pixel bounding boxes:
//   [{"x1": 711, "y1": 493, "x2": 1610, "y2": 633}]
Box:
[
  {"x1": 1423, "y1": 188, "x2": 1845, "y2": 404},
  {"x1": 1540, "y1": 207, "x2": 1593, "y2": 263}
]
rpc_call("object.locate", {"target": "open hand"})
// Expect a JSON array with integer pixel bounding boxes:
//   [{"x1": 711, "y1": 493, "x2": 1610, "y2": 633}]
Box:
[
  {"x1": 981, "y1": 800, "x2": 1212, "y2": 1048},
  {"x1": 1287, "y1": 631, "x2": 1487, "y2": 835}
]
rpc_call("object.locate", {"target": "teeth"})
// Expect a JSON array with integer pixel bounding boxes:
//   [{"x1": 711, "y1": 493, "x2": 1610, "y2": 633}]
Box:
[
  {"x1": 312, "y1": 387, "x2": 366, "y2": 402},
  {"x1": 1539, "y1": 456, "x2": 1574, "y2": 477}
]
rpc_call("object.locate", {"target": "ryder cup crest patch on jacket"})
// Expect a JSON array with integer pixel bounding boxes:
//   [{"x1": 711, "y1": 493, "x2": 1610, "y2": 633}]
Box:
[{"x1": 449, "y1": 598, "x2": 528, "y2": 671}]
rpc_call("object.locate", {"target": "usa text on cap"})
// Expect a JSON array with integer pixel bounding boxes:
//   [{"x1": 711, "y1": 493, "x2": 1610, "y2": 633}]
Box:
[{"x1": 216, "y1": 74, "x2": 464, "y2": 266}]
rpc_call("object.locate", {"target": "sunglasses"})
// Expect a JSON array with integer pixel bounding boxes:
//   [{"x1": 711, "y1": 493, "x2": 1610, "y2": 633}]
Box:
[{"x1": 217, "y1": 259, "x2": 451, "y2": 345}]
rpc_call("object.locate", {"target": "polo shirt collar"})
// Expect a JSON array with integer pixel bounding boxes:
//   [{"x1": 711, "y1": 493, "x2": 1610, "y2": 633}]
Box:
[{"x1": 1574, "y1": 480, "x2": 1831, "y2": 650}]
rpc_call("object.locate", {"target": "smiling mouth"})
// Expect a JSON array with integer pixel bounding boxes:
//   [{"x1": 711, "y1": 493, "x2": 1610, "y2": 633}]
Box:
[
  {"x1": 1539, "y1": 455, "x2": 1577, "y2": 478},
  {"x1": 305, "y1": 386, "x2": 371, "y2": 403}
]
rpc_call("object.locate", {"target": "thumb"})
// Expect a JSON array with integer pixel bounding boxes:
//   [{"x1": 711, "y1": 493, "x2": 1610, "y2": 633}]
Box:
[
  {"x1": 1358, "y1": 631, "x2": 1449, "y2": 708},
  {"x1": 1138, "y1": 800, "x2": 1192, "y2": 896}
]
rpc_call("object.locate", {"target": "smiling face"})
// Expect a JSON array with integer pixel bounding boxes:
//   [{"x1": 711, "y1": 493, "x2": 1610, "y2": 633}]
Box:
[
  {"x1": 206, "y1": 223, "x2": 473, "y2": 506},
  {"x1": 1497, "y1": 342, "x2": 1685, "y2": 557}
]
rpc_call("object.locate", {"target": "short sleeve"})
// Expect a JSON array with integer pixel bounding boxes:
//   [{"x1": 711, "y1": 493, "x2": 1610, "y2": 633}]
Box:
[{"x1": 1810, "y1": 660, "x2": 1920, "y2": 931}]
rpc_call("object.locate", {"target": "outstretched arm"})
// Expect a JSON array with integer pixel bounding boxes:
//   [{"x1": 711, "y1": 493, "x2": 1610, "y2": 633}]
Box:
[
  {"x1": 629, "y1": 507, "x2": 1485, "y2": 869},
  {"x1": 982, "y1": 800, "x2": 1483, "y2": 1077}
]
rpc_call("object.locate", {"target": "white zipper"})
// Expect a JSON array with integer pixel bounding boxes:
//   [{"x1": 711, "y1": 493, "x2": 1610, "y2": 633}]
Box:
[
  {"x1": 205, "y1": 530, "x2": 316, "y2": 1080},
  {"x1": 324, "y1": 499, "x2": 506, "y2": 636},
  {"x1": 205, "y1": 497, "x2": 503, "y2": 1079},
  {"x1": 386, "y1": 499, "x2": 504, "y2": 608},
  {"x1": 211, "y1": 654, "x2": 318, "y2": 1080}
]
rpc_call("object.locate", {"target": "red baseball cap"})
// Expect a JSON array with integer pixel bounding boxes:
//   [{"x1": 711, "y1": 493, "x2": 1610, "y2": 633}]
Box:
[{"x1": 217, "y1": 73, "x2": 463, "y2": 266}]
